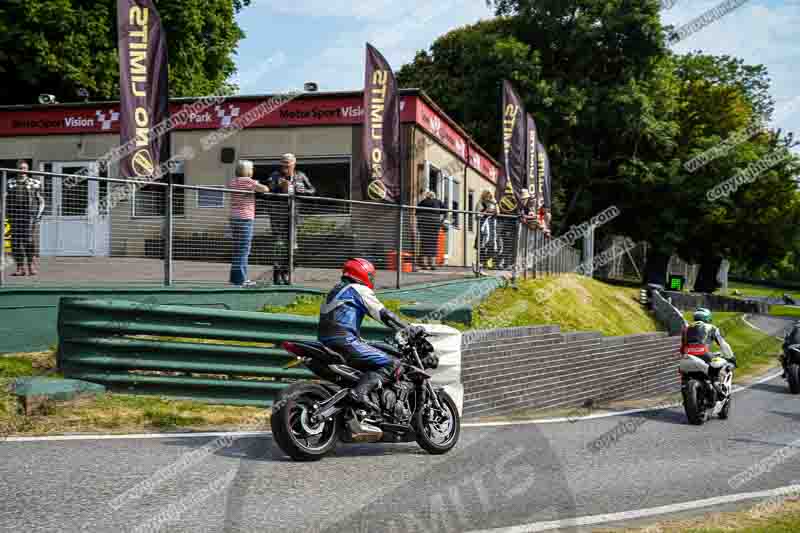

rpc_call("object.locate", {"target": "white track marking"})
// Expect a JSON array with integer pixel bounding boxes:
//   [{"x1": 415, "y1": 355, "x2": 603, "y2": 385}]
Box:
[
  {"x1": 2, "y1": 430, "x2": 270, "y2": 443},
  {"x1": 1, "y1": 370, "x2": 783, "y2": 442},
  {"x1": 742, "y1": 314, "x2": 786, "y2": 339},
  {"x1": 466, "y1": 484, "x2": 800, "y2": 532}
]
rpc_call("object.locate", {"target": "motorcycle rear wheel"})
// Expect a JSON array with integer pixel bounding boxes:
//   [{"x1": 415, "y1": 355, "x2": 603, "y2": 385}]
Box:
[
  {"x1": 271, "y1": 383, "x2": 341, "y2": 461},
  {"x1": 788, "y1": 364, "x2": 800, "y2": 394},
  {"x1": 683, "y1": 379, "x2": 705, "y2": 425},
  {"x1": 414, "y1": 390, "x2": 460, "y2": 455}
]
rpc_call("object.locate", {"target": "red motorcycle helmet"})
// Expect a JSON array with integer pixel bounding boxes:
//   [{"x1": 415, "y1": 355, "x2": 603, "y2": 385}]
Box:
[{"x1": 342, "y1": 258, "x2": 376, "y2": 289}]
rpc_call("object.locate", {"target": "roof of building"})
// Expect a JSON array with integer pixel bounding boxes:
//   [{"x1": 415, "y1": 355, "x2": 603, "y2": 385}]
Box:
[{"x1": 0, "y1": 88, "x2": 500, "y2": 180}]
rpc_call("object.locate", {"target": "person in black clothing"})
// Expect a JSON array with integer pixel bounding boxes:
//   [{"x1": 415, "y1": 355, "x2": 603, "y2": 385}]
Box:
[
  {"x1": 7, "y1": 160, "x2": 44, "y2": 277},
  {"x1": 416, "y1": 190, "x2": 445, "y2": 270},
  {"x1": 475, "y1": 189, "x2": 500, "y2": 271},
  {"x1": 264, "y1": 153, "x2": 316, "y2": 285}
]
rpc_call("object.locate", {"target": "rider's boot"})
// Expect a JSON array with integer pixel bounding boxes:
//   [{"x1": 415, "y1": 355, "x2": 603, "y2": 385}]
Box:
[{"x1": 349, "y1": 371, "x2": 383, "y2": 414}]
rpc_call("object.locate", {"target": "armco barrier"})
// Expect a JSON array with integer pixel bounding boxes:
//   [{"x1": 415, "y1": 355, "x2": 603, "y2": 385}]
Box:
[
  {"x1": 652, "y1": 290, "x2": 688, "y2": 336},
  {"x1": 57, "y1": 298, "x2": 462, "y2": 411},
  {"x1": 461, "y1": 326, "x2": 682, "y2": 418}
]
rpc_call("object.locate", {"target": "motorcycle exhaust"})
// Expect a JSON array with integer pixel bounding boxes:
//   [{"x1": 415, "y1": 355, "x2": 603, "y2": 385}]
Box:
[{"x1": 346, "y1": 417, "x2": 383, "y2": 443}]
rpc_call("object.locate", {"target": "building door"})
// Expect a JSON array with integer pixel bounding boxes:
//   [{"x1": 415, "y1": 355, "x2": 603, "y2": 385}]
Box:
[
  {"x1": 39, "y1": 162, "x2": 110, "y2": 257},
  {"x1": 426, "y1": 163, "x2": 462, "y2": 264}
]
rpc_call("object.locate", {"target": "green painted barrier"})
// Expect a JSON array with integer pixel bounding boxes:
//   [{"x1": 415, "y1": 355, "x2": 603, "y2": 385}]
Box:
[{"x1": 57, "y1": 297, "x2": 392, "y2": 407}]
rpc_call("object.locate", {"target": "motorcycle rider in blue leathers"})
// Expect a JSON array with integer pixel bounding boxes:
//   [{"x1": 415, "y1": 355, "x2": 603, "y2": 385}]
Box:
[{"x1": 318, "y1": 258, "x2": 410, "y2": 413}]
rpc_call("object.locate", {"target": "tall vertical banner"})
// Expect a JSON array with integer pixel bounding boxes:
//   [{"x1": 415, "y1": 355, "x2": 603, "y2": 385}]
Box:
[
  {"x1": 361, "y1": 43, "x2": 400, "y2": 203},
  {"x1": 498, "y1": 80, "x2": 526, "y2": 214},
  {"x1": 526, "y1": 113, "x2": 539, "y2": 210},
  {"x1": 536, "y1": 140, "x2": 552, "y2": 233},
  {"x1": 117, "y1": 0, "x2": 170, "y2": 179}
]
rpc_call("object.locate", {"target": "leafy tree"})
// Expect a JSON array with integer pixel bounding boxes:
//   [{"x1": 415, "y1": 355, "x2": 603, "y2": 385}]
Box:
[
  {"x1": 0, "y1": 0, "x2": 251, "y2": 104},
  {"x1": 399, "y1": 0, "x2": 670, "y2": 228},
  {"x1": 399, "y1": 0, "x2": 800, "y2": 286}
]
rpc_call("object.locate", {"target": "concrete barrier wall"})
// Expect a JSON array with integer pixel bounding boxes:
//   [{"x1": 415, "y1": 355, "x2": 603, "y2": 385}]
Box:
[
  {"x1": 663, "y1": 291, "x2": 769, "y2": 314},
  {"x1": 652, "y1": 291, "x2": 688, "y2": 336},
  {"x1": 461, "y1": 326, "x2": 681, "y2": 419}
]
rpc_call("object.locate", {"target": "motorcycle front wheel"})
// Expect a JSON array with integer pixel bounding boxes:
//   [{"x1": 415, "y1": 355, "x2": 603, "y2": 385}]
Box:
[
  {"x1": 719, "y1": 395, "x2": 731, "y2": 420},
  {"x1": 271, "y1": 383, "x2": 341, "y2": 461},
  {"x1": 682, "y1": 379, "x2": 705, "y2": 426},
  {"x1": 414, "y1": 389, "x2": 461, "y2": 455},
  {"x1": 788, "y1": 364, "x2": 800, "y2": 394}
]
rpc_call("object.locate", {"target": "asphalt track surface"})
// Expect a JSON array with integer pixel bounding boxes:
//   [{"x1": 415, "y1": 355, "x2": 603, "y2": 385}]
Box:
[{"x1": 2, "y1": 316, "x2": 799, "y2": 533}]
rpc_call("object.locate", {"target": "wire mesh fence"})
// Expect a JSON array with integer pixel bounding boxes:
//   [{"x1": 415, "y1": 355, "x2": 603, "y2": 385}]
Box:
[
  {"x1": 594, "y1": 235, "x2": 647, "y2": 282},
  {"x1": 0, "y1": 167, "x2": 597, "y2": 289},
  {"x1": 519, "y1": 224, "x2": 583, "y2": 278}
]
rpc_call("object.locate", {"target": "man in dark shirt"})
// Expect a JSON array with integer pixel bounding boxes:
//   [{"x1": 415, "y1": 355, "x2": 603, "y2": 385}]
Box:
[
  {"x1": 416, "y1": 190, "x2": 445, "y2": 270},
  {"x1": 267, "y1": 153, "x2": 315, "y2": 196},
  {"x1": 265, "y1": 153, "x2": 315, "y2": 285},
  {"x1": 7, "y1": 160, "x2": 44, "y2": 276}
]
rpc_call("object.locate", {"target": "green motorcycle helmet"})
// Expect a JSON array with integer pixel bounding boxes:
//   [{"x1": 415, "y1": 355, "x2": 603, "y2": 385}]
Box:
[{"x1": 693, "y1": 307, "x2": 713, "y2": 323}]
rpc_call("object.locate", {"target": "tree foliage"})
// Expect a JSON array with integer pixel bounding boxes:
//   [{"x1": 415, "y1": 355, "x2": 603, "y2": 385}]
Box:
[
  {"x1": 0, "y1": 0, "x2": 251, "y2": 104},
  {"x1": 399, "y1": 0, "x2": 800, "y2": 278}
]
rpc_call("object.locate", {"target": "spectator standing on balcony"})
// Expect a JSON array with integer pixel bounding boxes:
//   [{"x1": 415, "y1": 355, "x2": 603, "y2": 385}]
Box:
[
  {"x1": 266, "y1": 153, "x2": 316, "y2": 285},
  {"x1": 7, "y1": 160, "x2": 44, "y2": 277},
  {"x1": 228, "y1": 160, "x2": 270, "y2": 287},
  {"x1": 416, "y1": 190, "x2": 445, "y2": 270},
  {"x1": 475, "y1": 189, "x2": 499, "y2": 271},
  {"x1": 268, "y1": 153, "x2": 316, "y2": 196}
]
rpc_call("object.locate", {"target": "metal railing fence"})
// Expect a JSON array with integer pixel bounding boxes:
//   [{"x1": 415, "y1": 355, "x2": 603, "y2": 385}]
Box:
[{"x1": 1, "y1": 167, "x2": 588, "y2": 289}]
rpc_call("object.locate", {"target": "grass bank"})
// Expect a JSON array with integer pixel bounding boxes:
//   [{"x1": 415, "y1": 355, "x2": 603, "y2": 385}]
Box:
[
  {"x1": 0, "y1": 352, "x2": 267, "y2": 436},
  {"x1": 770, "y1": 305, "x2": 800, "y2": 319},
  {"x1": 261, "y1": 295, "x2": 410, "y2": 320},
  {"x1": 470, "y1": 275, "x2": 661, "y2": 336},
  {"x1": 603, "y1": 498, "x2": 800, "y2": 532},
  {"x1": 725, "y1": 281, "x2": 800, "y2": 300}
]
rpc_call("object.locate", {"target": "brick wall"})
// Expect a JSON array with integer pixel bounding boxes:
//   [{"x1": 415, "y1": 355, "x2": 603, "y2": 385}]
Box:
[{"x1": 461, "y1": 326, "x2": 682, "y2": 418}]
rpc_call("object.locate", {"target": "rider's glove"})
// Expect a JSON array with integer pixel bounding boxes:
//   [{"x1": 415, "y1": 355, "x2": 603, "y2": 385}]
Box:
[{"x1": 380, "y1": 308, "x2": 409, "y2": 331}]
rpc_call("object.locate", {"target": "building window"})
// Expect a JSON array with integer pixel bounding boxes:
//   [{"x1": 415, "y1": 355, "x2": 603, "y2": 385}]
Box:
[
  {"x1": 451, "y1": 179, "x2": 461, "y2": 229},
  {"x1": 133, "y1": 174, "x2": 186, "y2": 217},
  {"x1": 468, "y1": 190, "x2": 475, "y2": 232},
  {"x1": 197, "y1": 185, "x2": 224, "y2": 209},
  {"x1": 427, "y1": 164, "x2": 442, "y2": 195}
]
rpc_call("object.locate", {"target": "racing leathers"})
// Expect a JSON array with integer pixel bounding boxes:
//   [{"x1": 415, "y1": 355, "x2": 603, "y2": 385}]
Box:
[
  {"x1": 684, "y1": 321, "x2": 735, "y2": 365},
  {"x1": 318, "y1": 279, "x2": 409, "y2": 412}
]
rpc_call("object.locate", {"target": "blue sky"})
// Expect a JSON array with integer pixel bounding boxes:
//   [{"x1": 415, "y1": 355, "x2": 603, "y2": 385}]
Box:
[{"x1": 233, "y1": 0, "x2": 800, "y2": 135}]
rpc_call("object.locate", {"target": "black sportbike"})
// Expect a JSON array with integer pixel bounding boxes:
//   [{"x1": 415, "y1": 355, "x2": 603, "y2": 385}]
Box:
[
  {"x1": 782, "y1": 344, "x2": 800, "y2": 394},
  {"x1": 271, "y1": 326, "x2": 461, "y2": 461}
]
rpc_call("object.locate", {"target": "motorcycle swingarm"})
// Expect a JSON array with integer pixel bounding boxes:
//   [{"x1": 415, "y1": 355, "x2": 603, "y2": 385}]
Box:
[{"x1": 312, "y1": 389, "x2": 350, "y2": 421}]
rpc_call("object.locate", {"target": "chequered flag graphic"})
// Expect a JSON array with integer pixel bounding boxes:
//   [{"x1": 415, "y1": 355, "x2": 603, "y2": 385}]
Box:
[
  {"x1": 96, "y1": 110, "x2": 120, "y2": 130},
  {"x1": 215, "y1": 105, "x2": 241, "y2": 127}
]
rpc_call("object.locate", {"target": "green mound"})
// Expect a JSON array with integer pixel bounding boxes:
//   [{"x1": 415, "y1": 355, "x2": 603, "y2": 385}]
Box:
[{"x1": 471, "y1": 275, "x2": 661, "y2": 336}]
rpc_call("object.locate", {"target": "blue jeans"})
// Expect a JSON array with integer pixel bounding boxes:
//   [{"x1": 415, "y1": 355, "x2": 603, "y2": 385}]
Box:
[{"x1": 229, "y1": 218, "x2": 254, "y2": 285}]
